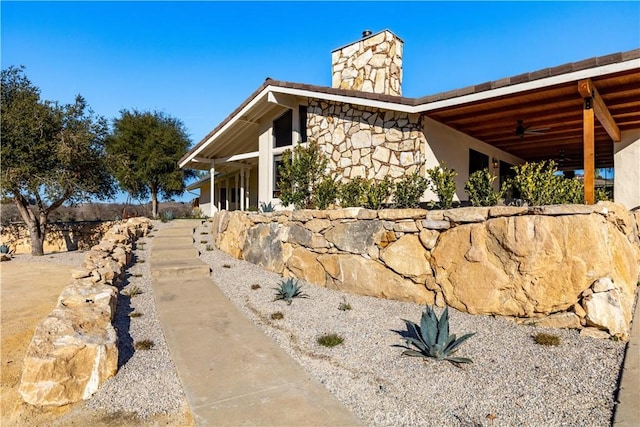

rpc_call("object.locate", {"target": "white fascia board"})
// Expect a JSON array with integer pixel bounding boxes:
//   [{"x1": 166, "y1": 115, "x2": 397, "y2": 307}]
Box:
[
  {"x1": 216, "y1": 150, "x2": 260, "y2": 163},
  {"x1": 415, "y1": 60, "x2": 639, "y2": 112},
  {"x1": 270, "y1": 86, "x2": 415, "y2": 113},
  {"x1": 179, "y1": 86, "x2": 271, "y2": 168}
]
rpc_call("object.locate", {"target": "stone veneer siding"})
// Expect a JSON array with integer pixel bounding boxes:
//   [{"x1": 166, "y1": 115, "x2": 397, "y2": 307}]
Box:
[
  {"x1": 331, "y1": 30, "x2": 403, "y2": 96},
  {"x1": 211, "y1": 203, "x2": 640, "y2": 340},
  {"x1": 307, "y1": 100, "x2": 426, "y2": 183}
]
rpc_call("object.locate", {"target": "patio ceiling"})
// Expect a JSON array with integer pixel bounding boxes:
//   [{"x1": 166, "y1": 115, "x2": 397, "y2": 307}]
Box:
[{"x1": 426, "y1": 67, "x2": 640, "y2": 170}]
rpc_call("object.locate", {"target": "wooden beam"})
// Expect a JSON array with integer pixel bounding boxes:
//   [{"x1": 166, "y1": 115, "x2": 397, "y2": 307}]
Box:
[
  {"x1": 583, "y1": 97, "x2": 595, "y2": 205},
  {"x1": 578, "y1": 79, "x2": 621, "y2": 142}
]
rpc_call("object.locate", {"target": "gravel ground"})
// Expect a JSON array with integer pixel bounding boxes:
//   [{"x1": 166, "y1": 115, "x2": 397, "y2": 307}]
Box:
[
  {"x1": 82, "y1": 220, "x2": 190, "y2": 421},
  {"x1": 20, "y1": 219, "x2": 625, "y2": 426},
  {"x1": 193, "y1": 220, "x2": 626, "y2": 427}
]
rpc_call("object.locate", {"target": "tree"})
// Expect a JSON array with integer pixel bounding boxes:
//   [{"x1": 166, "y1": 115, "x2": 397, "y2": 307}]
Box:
[
  {"x1": 1, "y1": 66, "x2": 115, "y2": 256},
  {"x1": 278, "y1": 141, "x2": 328, "y2": 209},
  {"x1": 106, "y1": 110, "x2": 195, "y2": 218}
]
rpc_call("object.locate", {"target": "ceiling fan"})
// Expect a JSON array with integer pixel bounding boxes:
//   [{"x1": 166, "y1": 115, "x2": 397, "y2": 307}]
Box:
[
  {"x1": 515, "y1": 120, "x2": 549, "y2": 137},
  {"x1": 557, "y1": 149, "x2": 573, "y2": 164}
]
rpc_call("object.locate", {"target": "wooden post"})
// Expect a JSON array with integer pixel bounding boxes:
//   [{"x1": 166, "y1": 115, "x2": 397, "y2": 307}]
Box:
[{"x1": 583, "y1": 97, "x2": 595, "y2": 205}]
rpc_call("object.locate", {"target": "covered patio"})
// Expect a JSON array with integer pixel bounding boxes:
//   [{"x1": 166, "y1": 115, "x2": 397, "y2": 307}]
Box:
[{"x1": 422, "y1": 53, "x2": 640, "y2": 205}]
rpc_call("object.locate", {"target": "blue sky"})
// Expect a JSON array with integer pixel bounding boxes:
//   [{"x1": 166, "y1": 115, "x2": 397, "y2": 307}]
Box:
[{"x1": 2, "y1": 1, "x2": 638, "y2": 202}]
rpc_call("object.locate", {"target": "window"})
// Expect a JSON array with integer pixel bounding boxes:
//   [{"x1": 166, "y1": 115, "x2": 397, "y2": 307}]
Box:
[
  {"x1": 299, "y1": 105, "x2": 308, "y2": 143},
  {"x1": 273, "y1": 109, "x2": 293, "y2": 148},
  {"x1": 273, "y1": 155, "x2": 283, "y2": 198},
  {"x1": 469, "y1": 149, "x2": 489, "y2": 174}
]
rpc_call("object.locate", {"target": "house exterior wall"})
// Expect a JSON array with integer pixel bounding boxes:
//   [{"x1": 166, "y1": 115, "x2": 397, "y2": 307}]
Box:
[
  {"x1": 614, "y1": 129, "x2": 640, "y2": 210},
  {"x1": 199, "y1": 181, "x2": 212, "y2": 216},
  {"x1": 331, "y1": 30, "x2": 403, "y2": 96},
  {"x1": 422, "y1": 117, "x2": 524, "y2": 201},
  {"x1": 308, "y1": 100, "x2": 425, "y2": 183}
]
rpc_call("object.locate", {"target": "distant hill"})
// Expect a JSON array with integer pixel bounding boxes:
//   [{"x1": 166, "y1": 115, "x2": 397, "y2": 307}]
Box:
[{"x1": 0, "y1": 201, "x2": 196, "y2": 225}]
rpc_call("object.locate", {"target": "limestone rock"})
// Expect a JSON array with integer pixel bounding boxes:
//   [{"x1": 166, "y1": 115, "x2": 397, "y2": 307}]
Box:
[
  {"x1": 19, "y1": 308, "x2": 118, "y2": 406},
  {"x1": 431, "y1": 214, "x2": 639, "y2": 317},
  {"x1": 580, "y1": 327, "x2": 612, "y2": 339},
  {"x1": 216, "y1": 212, "x2": 253, "y2": 259},
  {"x1": 380, "y1": 235, "x2": 431, "y2": 282},
  {"x1": 584, "y1": 289, "x2": 631, "y2": 339},
  {"x1": 531, "y1": 312, "x2": 581, "y2": 329},
  {"x1": 443, "y1": 207, "x2": 489, "y2": 223},
  {"x1": 318, "y1": 254, "x2": 434, "y2": 304},
  {"x1": 592, "y1": 277, "x2": 615, "y2": 293},
  {"x1": 421, "y1": 220, "x2": 450, "y2": 230},
  {"x1": 488, "y1": 206, "x2": 529, "y2": 217},
  {"x1": 286, "y1": 247, "x2": 326, "y2": 287},
  {"x1": 287, "y1": 223, "x2": 313, "y2": 247},
  {"x1": 324, "y1": 220, "x2": 385, "y2": 254},
  {"x1": 531, "y1": 205, "x2": 595, "y2": 216},
  {"x1": 418, "y1": 229, "x2": 439, "y2": 250},
  {"x1": 378, "y1": 208, "x2": 427, "y2": 220},
  {"x1": 242, "y1": 223, "x2": 288, "y2": 274},
  {"x1": 305, "y1": 218, "x2": 332, "y2": 233}
]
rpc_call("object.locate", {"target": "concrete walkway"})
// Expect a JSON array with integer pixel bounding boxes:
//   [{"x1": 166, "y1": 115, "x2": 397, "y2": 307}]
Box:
[
  {"x1": 150, "y1": 220, "x2": 362, "y2": 426},
  {"x1": 613, "y1": 296, "x2": 640, "y2": 426}
]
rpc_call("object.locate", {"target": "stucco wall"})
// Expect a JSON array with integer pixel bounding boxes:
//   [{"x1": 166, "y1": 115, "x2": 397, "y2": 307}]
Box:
[
  {"x1": 614, "y1": 129, "x2": 640, "y2": 210},
  {"x1": 422, "y1": 117, "x2": 524, "y2": 201}
]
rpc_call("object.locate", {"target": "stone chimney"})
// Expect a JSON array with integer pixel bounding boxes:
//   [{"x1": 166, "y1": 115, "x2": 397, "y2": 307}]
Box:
[{"x1": 331, "y1": 29, "x2": 403, "y2": 96}]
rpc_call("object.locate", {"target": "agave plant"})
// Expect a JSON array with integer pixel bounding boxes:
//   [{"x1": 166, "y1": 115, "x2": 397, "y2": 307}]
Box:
[
  {"x1": 259, "y1": 201, "x2": 276, "y2": 213},
  {"x1": 0, "y1": 244, "x2": 9, "y2": 254},
  {"x1": 398, "y1": 305, "x2": 475, "y2": 365},
  {"x1": 273, "y1": 278, "x2": 309, "y2": 305}
]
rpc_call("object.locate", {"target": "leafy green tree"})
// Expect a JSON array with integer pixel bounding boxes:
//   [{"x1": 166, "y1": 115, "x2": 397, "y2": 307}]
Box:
[
  {"x1": 106, "y1": 110, "x2": 195, "y2": 218},
  {"x1": 1, "y1": 66, "x2": 115, "y2": 256},
  {"x1": 278, "y1": 141, "x2": 328, "y2": 209}
]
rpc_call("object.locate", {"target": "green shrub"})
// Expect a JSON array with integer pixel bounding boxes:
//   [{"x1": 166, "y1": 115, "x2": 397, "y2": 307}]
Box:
[
  {"x1": 394, "y1": 172, "x2": 428, "y2": 208},
  {"x1": 278, "y1": 141, "x2": 328, "y2": 209},
  {"x1": 397, "y1": 305, "x2": 475, "y2": 365},
  {"x1": 338, "y1": 176, "x2": 369, "y2": 208},
  {"x1": 314, "y1": 176, "x2": 340, "y2": 209},
  {"x1": 426, "y1": 162, "x2": 457, "y2": 209},
  {"x1": 317, "y1": 333, "x2": 344, "y2": 347},
  {"x1": 506, "y1": 161, "x2": 563, "y2": 205},
  {"x1": 465, "y1": 168, "x2": 502, "y2": 206},
  {"x1": 365, "y1": 176, "x2": 394, "y2": 210}
]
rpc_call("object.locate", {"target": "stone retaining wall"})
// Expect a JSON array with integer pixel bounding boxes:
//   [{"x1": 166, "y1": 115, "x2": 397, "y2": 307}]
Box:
[
  {"x1": 211, "y1": 202, "x2": 640, "y2": 340},
  {"x1": 18, "y1": 217, "x2": 152, "y2": 406},
  {"x1": 1, "y1": 221, "x2": 115, "y2": 254}
]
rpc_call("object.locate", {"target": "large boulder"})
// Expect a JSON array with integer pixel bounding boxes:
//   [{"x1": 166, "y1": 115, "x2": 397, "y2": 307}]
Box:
[
  {"x1": 286, "y1": 247, "x2": 327, "y2": 286},
  {"x1": 217, "y1": 212, "x2": 253, "y2": 259},
  {"x1": 380, "y1": 234, "x2": 432, "y2": 283},
  {"x1": 242, "y1": 223, "x2": 291, "y2": 274},
  {"x1": 318, "y1": 253, "x2": 434, "y2": 304},
  {"x1": 19, "y1": 307, "x2": 118, "y2": 406},
  {"x1": 432, "y1": 214, "x2": 639, "y2": 318},
  {"x1": 324, "y1": 220, "x2": 385, "y2": 254}
]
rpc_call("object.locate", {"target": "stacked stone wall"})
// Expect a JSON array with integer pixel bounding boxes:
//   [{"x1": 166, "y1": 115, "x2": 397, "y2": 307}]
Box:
[
  {"x1": 331, "y1": 30, "x2": 403, "y2": 96},
  {"x1": 18, "y1": 217, "x2": 152, "y2": 406},
  {"x1": 308, "y1": 100, "x2": 425, "y2": 183},
  {"x1": 0, "y1": 221, "x2": 115, "y2": 254},
  {"x1": 211, "y1": 202, "x2": 640, "y2": 341}
]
